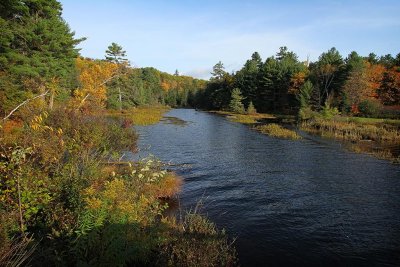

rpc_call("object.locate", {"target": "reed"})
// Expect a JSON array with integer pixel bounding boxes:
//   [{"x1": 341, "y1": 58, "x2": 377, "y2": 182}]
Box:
[
  {"x1": 301, "y1": 118, "x2": 400, "y2": 143},
  {"x1": 107, "y1": 106, "x2": 170, "y2": 126},
  {"x1": 255, "y1": 123, "x2": 301, "y2": 140}
]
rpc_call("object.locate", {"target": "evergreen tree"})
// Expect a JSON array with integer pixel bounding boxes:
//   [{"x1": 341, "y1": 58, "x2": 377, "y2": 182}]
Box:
[
  {"x1": 105, "y1": 43, "x2": 129, "y2": 64},
  {"x1": 297, "y1": 81, "x2": 313, "y2": 108},
  {"x1": 247, "y1": 101, "x2": 257, "y2": 114},
  {"x1": 229, "y1": 88, "x2": 245, "y2": 114},
  {"x1": 0, "y1": 0, "x2": 83, "y2": 113},
  {"x1": 211, "y1": 61, "x2": 226, "y2": 80},
  {"x1": 105, "y1": 43, "x2": 129, "y2": 110}
]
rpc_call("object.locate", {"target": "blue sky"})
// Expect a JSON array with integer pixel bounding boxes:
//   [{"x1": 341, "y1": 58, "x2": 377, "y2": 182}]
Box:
[{"x1": 60, "y1": 0, "x2": 400, "y2": 79}]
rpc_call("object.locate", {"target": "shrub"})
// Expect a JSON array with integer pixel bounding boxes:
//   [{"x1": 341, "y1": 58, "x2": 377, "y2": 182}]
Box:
[
  {"x1": 246, "y1": 101, "x2": 257, "y2": 115},
  {"x1": 320, "y1": 103, "x2": 340, "y2": 119},
  {"x1": 358, "y1": 100, "x2": 382, "y2": 117}
]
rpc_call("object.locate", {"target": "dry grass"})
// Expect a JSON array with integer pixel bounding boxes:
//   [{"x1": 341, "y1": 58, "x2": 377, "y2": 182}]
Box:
[
  {"x1": 212, "y1": 111, "x2": 276, "y2": 124},
  {"x1": 301, "y1": 118, "x2": 400, "y2": 143},
  {"x1": 107, "y1": 106, "x2": 170, "y2": 126},
  {"x1": 146, "y1": 172, "x2": 182, "y2": 198},
  {"x1": 255, "y1": 123, "x2": 301, "y2": 140}
]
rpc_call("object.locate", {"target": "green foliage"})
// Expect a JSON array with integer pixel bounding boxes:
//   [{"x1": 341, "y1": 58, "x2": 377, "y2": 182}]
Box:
[
  {"x1": 247, "y1": 101, "x2": 257, "y2": 114},
  {"x1": 105, "y1": 42, "x2": 129, "y2": 64},
  {"x1": 298, "y1": 106, "x2": 316, "y2": 121},
  {"x1": 297, "y1": 80, "x2": 313, "y2": 108},
  {"x1": 229, "y1": 88, "x2": 245, "y2": 114},
  {"x1": 320, "y1": 103, "x2": 340, "y2": 120},
  {"x1": 0, "y1": 0, "x2": 83, "y2": 113},
  {"x1": 358, "y1": 99, "x2": 382, "y2": 117}
]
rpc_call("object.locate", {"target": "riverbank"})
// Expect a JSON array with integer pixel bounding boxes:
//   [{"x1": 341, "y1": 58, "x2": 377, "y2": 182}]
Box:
[
  {"x1": 210, "y1": 110, "x2": 400, "y2": 162},
  {"x1": 300, "y1": 116, "x2": 400, "y2": 163},
  {"x1": 0, "y1": 106, "x2": 238, "y2": 266}
]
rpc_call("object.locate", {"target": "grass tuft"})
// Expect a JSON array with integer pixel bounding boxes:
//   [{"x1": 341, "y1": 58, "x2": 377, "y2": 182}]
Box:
[
  {"x1": 107, "y1": 106, "x2": 170, "y2": 126},
  {"x1": 255, "y1": 123, "x2": 301, "y2": 140}
]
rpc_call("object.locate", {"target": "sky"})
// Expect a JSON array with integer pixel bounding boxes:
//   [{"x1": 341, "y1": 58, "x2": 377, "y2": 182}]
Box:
[{"x1": 60, "y1": 0, "x2": 400, "y2": 79}]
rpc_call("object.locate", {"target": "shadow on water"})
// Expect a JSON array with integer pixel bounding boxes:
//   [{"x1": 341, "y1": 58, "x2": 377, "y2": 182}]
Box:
[{"x1": 131, "y1": 109, "x2": 400, "y2": 267}]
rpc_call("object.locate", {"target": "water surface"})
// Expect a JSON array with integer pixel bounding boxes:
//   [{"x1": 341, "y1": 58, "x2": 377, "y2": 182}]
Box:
[{"x1": 131, "y1": 109, "x2": 400, "y2": 266}]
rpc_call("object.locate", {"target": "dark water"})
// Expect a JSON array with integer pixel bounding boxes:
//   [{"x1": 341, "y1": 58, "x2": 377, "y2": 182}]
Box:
[{"x1": 131, "y1": 109, "x2": 400, "y2": 267}]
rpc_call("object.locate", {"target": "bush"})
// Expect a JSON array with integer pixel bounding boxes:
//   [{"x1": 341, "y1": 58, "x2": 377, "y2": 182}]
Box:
[
  {"x1": 298, "y1": 106, "x2": 316, "y2": 121},
  {"x1": 320, "y1": 103, "x2": 340, "y2": 119},
  {"x1": 246, "y1": 101, "x2": 257, "y2": 115},
  {"x1": 358, "y1": 100, "x2": 382, "y2": 117}
]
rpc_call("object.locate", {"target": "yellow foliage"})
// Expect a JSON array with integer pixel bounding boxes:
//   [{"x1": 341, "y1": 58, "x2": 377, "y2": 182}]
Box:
[{"x1": 75, "y1": 58, "x2": 119, "y2": 107}]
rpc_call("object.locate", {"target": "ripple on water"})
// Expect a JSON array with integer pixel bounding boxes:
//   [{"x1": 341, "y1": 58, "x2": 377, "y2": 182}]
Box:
[{"x1": 132, "y1": 109, "x2": 400, "y2": 267}]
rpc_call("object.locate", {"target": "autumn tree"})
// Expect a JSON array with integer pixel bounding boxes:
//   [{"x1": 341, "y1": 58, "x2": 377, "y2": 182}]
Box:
[
  {"x1": 378, "y1": 68, "x2": 400, "y2": 105},
  {"x1": 75, "y1": 58, "x2": 119, "y2": 110}
]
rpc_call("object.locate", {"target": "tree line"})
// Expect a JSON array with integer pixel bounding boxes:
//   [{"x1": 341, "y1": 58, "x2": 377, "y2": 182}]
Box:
[{"x1": 193, "y1": 47, "x2": 400, "y2": 118}]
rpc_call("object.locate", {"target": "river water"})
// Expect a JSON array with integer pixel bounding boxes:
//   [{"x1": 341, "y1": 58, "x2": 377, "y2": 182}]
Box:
[{"x1": 131, "y1": 109, "x2": 400, "y2": 266}]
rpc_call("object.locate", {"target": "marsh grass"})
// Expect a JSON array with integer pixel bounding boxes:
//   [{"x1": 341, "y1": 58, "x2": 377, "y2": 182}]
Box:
[
  {"x1": 212, "y1": 110, "x2": 276, "y2": 124},
  {"x1": 107, "y1": 106, "x2": 170, "y2": 126},
  {"x1": 301, "y1": 118, "x2": 400, "y2": 143},
  {"x1": 159, "y1": 203, "x2": 238, "y2": 267},
  {"x1": 255, "y1": 123, "x2": 301, "y2": 140}
]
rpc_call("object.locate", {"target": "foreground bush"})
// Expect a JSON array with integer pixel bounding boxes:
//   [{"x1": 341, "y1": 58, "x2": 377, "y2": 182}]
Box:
[{"x1": 1, "y1": 105, "x2": 237, "y2": 266}]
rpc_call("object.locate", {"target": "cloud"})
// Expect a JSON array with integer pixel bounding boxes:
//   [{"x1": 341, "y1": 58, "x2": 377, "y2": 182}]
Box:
[{"x1": 184, "y1": 68, "x2": 213, "y2": 80}]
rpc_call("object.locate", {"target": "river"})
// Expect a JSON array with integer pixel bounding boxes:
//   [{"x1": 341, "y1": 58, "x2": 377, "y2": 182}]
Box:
[{"x1": 130, "y1": 109, "x2": 400, "y2": 266}]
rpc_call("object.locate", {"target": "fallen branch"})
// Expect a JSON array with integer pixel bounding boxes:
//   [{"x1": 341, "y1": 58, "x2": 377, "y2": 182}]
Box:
[{"x1": 3, "y1": 90, "x2": 49, "y2": 121}]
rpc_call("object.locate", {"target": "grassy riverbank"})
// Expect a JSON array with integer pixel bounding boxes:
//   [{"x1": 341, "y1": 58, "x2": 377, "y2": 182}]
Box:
[
  {"x1": 300, "y1": 116, "x2": 400, "y2": 163},
  {"x1": 0, "y1": 106, "x2": 237, "y2": 266}
]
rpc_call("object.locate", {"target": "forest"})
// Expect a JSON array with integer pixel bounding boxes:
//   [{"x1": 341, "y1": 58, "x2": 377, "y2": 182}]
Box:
[
  {"x1": 195, "y1": 48, "x2": 400, "y2": 118},
  {"x1": 1, "y1": 0, "x2": 399, "y2": 266}
]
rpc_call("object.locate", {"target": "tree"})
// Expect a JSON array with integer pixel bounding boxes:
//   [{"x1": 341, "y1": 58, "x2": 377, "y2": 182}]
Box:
[
  {"x1": 378, "y1": 69, "x2": 400, "y2": 105},
  {"x1": 75, "y1": 58, "x2": 119, "y2": 109},
  {"x1": 247, "y1": 101, "x2": 257, "y2": 114},
  {"x1": 105, "y1": 43, "x2": 129, "y2": 65},
  {"x1": 235, "y1": 52, "x2": 263, "y2": 108},
  {"x1": 0, "y1": 0, "x2": 83, "y2": 113},
  {"x1": 105, "y1": 43, "x2": 129, "y2": 110},
  {"x1": 297, "y1": 81, "x2": 313, "y2": 108},
  {"x1": 211, "y1": 61, "x2": 226, "y2": 80},
  {"x1": 313, "y1": 47, "x2": 344, "y2": 105},
  {"x1": 229, "y1": 88, "x2": 245, "y2": 114}
]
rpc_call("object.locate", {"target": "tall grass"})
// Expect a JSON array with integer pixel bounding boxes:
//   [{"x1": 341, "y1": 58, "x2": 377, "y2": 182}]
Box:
[
  {"x1": 107, "y1": 105, "x2": 170, "y2": 126},
  {"x1": 212, "y1": 111, "x2": 276, "y2": 124},
  {"x1": 301, "y1": 118, "x2": 400, "y2": 143},
  {"x1": 255, "y1": 123, "x2": 301, "y2": 140}
]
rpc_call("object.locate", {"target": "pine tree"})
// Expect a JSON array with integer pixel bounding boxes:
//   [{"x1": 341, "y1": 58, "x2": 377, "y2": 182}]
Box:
[
  {"x1": 247, "y1": 101, "x2": 257, "y2": 114},
  {"x1": 0, "y1": 0, "x2": 83, "y2": 112},
  {"x1": 105, "y1": 43, "x2": 129, "y2": 110},
  {"x1": 229, "y1": 88, "x2": 245, "y2": 114}
]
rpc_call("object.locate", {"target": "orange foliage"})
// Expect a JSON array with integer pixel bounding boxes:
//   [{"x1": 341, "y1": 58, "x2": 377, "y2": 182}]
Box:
[
  {"x1": 366, "y1": 62, "x2": 385, "y2": 98},
  {"x1": 288, "y1": 71, "x2": 306, "y2": 95},
  {"x1": 161, "y1": 81, "x2": 171, "y2": 91},
  {"x1": 75, "y1": 58, "x2": 119, "y2": 107}
]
